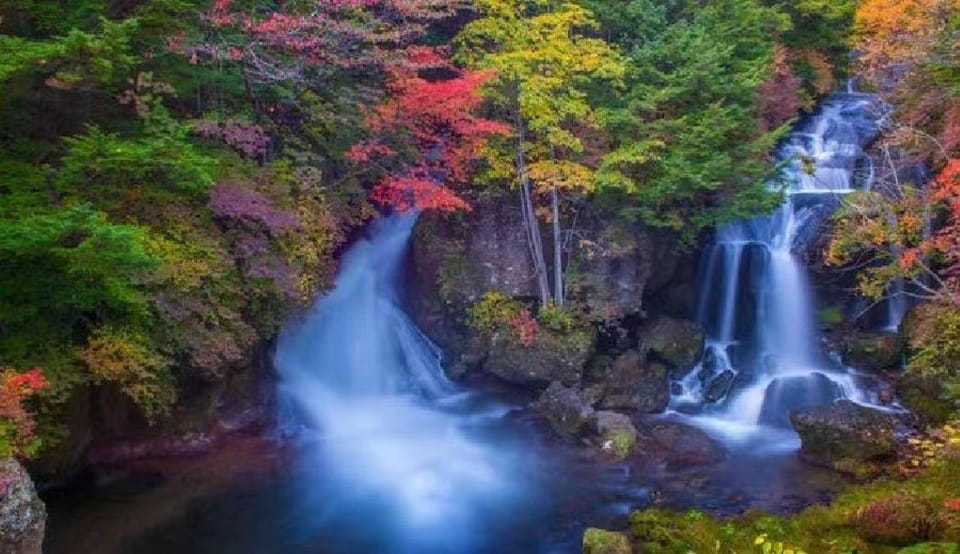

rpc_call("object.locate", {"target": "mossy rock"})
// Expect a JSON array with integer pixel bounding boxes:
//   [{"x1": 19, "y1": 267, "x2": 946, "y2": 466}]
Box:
[
  {"x1": 482, "y1": 326, "x2": 595, "y2": 386},
  {"x1": 594, "y1": 411, "x2": 638, "y2": 461},
  {"x1": 839, "y1": 331, "x2": 905, "y2": 372},
  {"x1": 790, "y1": 400, "x2": 897, "y2": 472},
  {"x1": 898, "y1": 373, "x2": 956, "y2": 426},
  {"x1": 582, "y1": 528, "x2": 632, "y2": 554},
  {"x1": 638, "y1": 316, "x2": 704, "y2": 376},
  {"x1": 899, "y1": 544, "x2": 960, "y2": 554}
]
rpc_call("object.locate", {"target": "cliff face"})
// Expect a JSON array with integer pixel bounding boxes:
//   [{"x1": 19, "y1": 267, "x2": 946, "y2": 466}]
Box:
[{"x1": 408, "y1": 192, "x2": 702, "y2": 389}]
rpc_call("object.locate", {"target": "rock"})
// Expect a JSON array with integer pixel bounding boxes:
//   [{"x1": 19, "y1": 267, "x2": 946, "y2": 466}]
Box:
[
  {"x1": 0, "y1": 459, "x2": 45, "y2": 554},
  {"x1": 789, "y1": 400, "x2": 897, "y2": 475},
  {"x1": 597, "y1": 350, "x2": 670, "y2": 414},
  {"x1": 838, "y1": 331, "x2": 905, "y2": 372},
  {"x1": 758, "y1": 372, "x2": 844, "y2": 428},
  {"x1": 582, "y1": 528, "x2": 632, "y2": 554},
  {"x1": 593, "y1": 411, "x2": 638, "y2": 461},
  {"x1": 533, "y1": 382, "x2": 595, "y2": 437},
  {"x1": 483, "y1": 327, "x2": 595, "y2": 385},
  {"x1": 878, "y1": 386, "x2": 895, "y2": 406},
  {"x1": 898, "y1": 372, "x2": 955, "y2": 426},
  {"x1": 639, "y1": 316, "x2": 705, "y2": 376},
  {"x1": 703, "y1": 370, "x2": 735, "y2": 403},
  {"x1": 636, "y1": 421, "x2": 726, "y2": 470},
  {"x1": 851, "y1": 493, "x2": 945, "y2": 546}
]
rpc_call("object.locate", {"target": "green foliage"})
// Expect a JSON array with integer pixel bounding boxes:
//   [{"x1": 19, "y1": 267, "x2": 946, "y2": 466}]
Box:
[
  {"x1": 58, "y1": 114, "x2": 217, "y2": 203},
  {"x1": 595, "y1": 0, "x2": 787, "y2": 240},
  {"x1": 907, "y1": 303, "x2": 960, "y2": 408},
  {"x1": 0, "y1": 205, "x2": 155, "y2": 350},
  {"x1": 538, "y1": 302, "x2": 576, "y2": 332}
]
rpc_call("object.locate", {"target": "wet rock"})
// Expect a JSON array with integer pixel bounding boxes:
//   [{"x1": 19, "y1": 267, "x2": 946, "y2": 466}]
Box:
[
  {"x1": 597, "y1": 350, "x2": 670, "y2": 414},
  {"x1": 533, "y1": 382, "x2": 595, "y2": 437},
  {"x1": 878, "y1": 386, "x2": 895, "y2": 406},
  {"x1": 582, "y1": 528, "x2": 632, "y2": 554},
  {"x1": 636, "y1": 421, "x2": 726, "y2": 470},
  {"x1": 758, "y1": 372, "x2": 844, "y2": 428},
  {"x1": 0, "y1": 459, "x2": 45, "y2": 554},
  {"x1": 701, "y1": 348, "x2": 719, "y2": 375},
  {"x1": 789, "y1": 400, "x2": 897, "y2": 475},
  {"x1": 837, "y1": 331, "x2": 905, "y2": 372},
  {"x1": 703, "y1": 370, "x2": 735, "y2": 403},
  {"x1": 638, "y1": 316, "x2": 705, "y2": 377},
  {"x1": 593, "y1": 411, "x2": 638, "y2": 461},
  {"x1": 483, "y1": 327, "x2": 595, "y2": 386}
]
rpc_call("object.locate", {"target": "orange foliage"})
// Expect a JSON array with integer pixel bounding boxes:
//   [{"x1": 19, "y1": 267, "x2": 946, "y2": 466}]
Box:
[{"x1": 855, "y1": 0, "x2": 951, "y2": 77}]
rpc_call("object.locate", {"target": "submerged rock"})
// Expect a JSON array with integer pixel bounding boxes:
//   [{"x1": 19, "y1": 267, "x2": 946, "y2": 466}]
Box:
[
  {"x1": 483, "y1": 327, "x2": 595, "y2": 386},
  {"x1": 790, "y1": 400, "x2": 896, "y2": 476},
  {"x1": 638, "y1": 316, "x2": 705, "y2": 377},
  {"x1": 582, "y1": 528, "x2": 632, "y2": 554},
  {"x1": 597, "y1": 350, "x2": 670, "y2": 414},
  {"x1": 0, "y1": 459, "x2": 45, "y2": 554},
  {"x1": 533, "y1": 382, "x2": 595, "y2": 437},
  {"x1": 636, "y1": 421, "x2": 726, "y2": 470}
]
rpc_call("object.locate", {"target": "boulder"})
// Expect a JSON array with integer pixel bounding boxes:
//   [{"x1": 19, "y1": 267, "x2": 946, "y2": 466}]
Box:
[
  {"x1": 597, "y1": 350, "x2": 670, "y2": 414},
  {"x1": 0, "y1": 459, "x2": 45, "y2": 554},
  {"x1": 483, "y1": 327, "x2": 595, "y2": 386},
  {"x1": 533, "y1": 382, "x2": 595, "y2": 437},
  {"x1": 639, "y1": 316, "x2": 705, "y2": 376},
  {"x1": 789, "y1": 400, "x2": 897, "y2": 475},
  {"x1": 582, "y1": 528, "x2": 632, "y2": 554},
  {"x1": 758, "y1": 372, "x2": 844, "y2": 428},
  {"x1": 839, "y1": 331, "x2": 905, "y2": 372},
  {"x1": 703, "y1": 370, "x2": 736, "y2": 403},
  {"x1": 593, "y1": 411, "x2": 638, "y2": 461},
  {"x1": 636, "y1": 421, "x2": 726, "y2": 470}
]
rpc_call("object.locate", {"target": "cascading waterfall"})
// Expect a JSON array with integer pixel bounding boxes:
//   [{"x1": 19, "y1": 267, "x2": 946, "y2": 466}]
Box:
[
  {"x1": 673, "y1": 92, "x2": 882, "y2": 443},
  {"x1": 274, "y1": 214, "x2": 534, "y2": 553}
]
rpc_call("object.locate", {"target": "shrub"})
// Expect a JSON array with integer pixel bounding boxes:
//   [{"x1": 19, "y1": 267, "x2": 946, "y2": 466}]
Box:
[{"x1": 0, "y1": 368, "x2": 47, "y2": 459}]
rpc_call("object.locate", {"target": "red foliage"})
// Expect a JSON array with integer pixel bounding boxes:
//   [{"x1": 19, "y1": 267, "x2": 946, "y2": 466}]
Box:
[
  {"x1": 352, "y1": 69, "x2": 509, "y2": 211},
  {"x1": 507, "y1": 308, "x2": 538, "y2": 348},
  {"x1": 196, "y1": 0, "x2": 463, "y2": 83},
  {"x1": 0, "y1": 368, "x2": 47, "y2": 459},
  {"x1": 757, "y1": 45, "x2": 803, "y2": 131}
]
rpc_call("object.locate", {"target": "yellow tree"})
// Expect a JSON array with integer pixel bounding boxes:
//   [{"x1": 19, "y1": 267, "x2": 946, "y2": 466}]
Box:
[{"x1": 455, "y1": 0, "x2": 624, "y2": 306}]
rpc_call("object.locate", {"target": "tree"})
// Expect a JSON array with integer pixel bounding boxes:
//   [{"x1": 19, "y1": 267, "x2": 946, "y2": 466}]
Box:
[
  {"x1": 348, "y1": 68, "x2": 509, "y2": 212},
  {"x1": 596, "y1": 0, "x2": 786, "y2": 241},
  {"x1": 456, "y1": 0, "x2": 624, "y2": 306}
]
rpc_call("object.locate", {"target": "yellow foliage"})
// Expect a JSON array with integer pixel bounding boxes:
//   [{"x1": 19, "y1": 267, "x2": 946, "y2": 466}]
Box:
[{"x1": 76, "y1": 328, "x2": 175, "y2": 421}]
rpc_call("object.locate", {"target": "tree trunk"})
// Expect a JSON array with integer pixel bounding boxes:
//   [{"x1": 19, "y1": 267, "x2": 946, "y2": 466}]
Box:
[
  {"x1": 551, "y1": 186, "x2": 564, "y2": 306},
  {"x1": 514, "y1": 111, "x2": 551, "y2": 305}
]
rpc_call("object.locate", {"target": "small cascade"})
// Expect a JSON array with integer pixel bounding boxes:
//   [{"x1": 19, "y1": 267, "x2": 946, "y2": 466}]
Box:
[
  {"x1": 275, "y1": 214, "x2": 534, "y2": 553},
  {"x1": 672, "y1": 92, "x2": 883, "y2": 443}
]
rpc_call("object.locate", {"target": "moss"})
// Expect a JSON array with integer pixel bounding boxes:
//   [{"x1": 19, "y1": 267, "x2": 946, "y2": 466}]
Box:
[
  {"x1": 609, "y1": 459, "x2": 960, "y2": 553},
  {"x1": 819, "y1": 305, "x2": 845, "y2": 327},
  {"x1": 604, "y1": 427, "x2": 636, "y2": 461},
  {"x1": 583, "y1": 528, "x2": 632, "y2": 554}
]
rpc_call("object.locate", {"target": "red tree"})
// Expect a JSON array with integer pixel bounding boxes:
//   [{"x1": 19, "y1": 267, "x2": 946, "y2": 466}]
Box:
[{"x1": 349, "y1": 69, "x2": 509, "y2": 211}]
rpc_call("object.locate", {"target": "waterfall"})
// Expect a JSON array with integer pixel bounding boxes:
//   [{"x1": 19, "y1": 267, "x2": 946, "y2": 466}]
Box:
[
  {"x1": 274, "y1": 213, "x2": 533, "y2": 553},
  {"x1": 673, "y1": 92, "x2": 882, "y2": 443}
]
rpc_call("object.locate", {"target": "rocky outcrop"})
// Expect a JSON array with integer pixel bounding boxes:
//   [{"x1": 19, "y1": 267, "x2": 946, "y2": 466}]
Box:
[
  {"x1": 482, "y1": 327, "x2": 596, "y2": 386},
  {"x1": 533, "y1": 382, "x2": 596, "y2": 437},
  {"x1": 790, "y1": 400, "x2": 897, "y2": 477},
  {"x1": 595, "y1": 350, "x2": 670, "y2": 413},
  {"x1": 837, "y1": 331, "x2": 905, "y2": 372},
  {"x1": 639, "y1": 316, "x2": 705, "y2": 377},
  {"x1": 0, "y1": 459, "x2": 45, "y2": 554}
]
